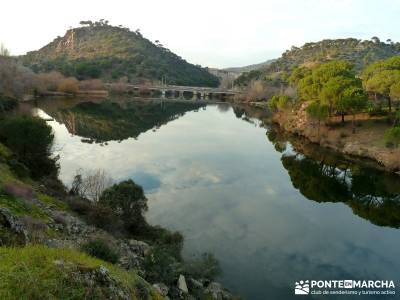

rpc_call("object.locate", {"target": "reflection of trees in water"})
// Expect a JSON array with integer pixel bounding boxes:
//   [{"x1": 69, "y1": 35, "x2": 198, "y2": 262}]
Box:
[
  {"x1": 268, "y1": 127, "x2": 400, "y2": 228},
  {"x1": 231, "y1": 104, "x2": 272, "y2": 127},
  {"x1": 216, "y1": 103, "x2": 230, "y2": 113},
  {"x1": 52, "y1": 101, "x2": 205, "y2": 142},
  {"x1": 282, "y1": 155, "x2": 351, "y2": 203}
]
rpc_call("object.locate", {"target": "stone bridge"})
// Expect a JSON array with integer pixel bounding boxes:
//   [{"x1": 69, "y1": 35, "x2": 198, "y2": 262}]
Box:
[{"x1": 116, "y1": 84, "x2": 241, "y2": 100}]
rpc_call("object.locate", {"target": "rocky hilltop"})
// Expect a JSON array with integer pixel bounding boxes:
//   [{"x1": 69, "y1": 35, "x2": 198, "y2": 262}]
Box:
[{"x1": 21, "y1": 20, "x2": 219, "y2": 87}]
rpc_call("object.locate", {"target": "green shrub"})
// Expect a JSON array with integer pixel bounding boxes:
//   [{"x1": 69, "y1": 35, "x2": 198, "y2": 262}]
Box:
[
  {"x1": 68, "y1": 197, "x2": 92, "y2": 214},
  {"x1": 86, "y1": 204, "x2": 123, "y2": 233},
  {"x1": 68, "y1": 198, "x2": 124, "y2": 233},
  {"x1": 268, "y1": 95, "x2": 279, "y2": 111},
  {"x1": 99, "y1": 180, "x2": 148, "y2": 233},
  {"x1": 183, "y1": 253, "x2": 221, "y2": 280},
  {"x1": 384, "y1": 126, "x2": 400, "y2": 148},
  {"x1": 277, "y1": 95, "x2": 291, "y2": 110},
  {"x1": 143, "y1": 246, "x2": 180, "y2": 285},
  {"x1": 306, "y1": 101, "x2": 329, "y2": 122},
  {"x1": 81, "y1": 239, "x2": 119, "y2": 264},
  {"x1": 8, "y1": 159, "x2": 30, "y2": 178},
  {"x1": 138, "y1": 225, "x2": 184, "y2": 260},
  {"x1": 0, "y1": 116, "x2": 58, "y2": 178},
  {"x1": 268, "y1": 95, "x2": 291, "y2": 112}
]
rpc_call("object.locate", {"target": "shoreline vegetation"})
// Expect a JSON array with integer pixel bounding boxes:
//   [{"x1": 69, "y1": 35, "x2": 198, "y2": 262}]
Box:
[
  {"x1": 233, "y1": 40, "x2": 400, "y2": 174},
  {"x1": 265, "y1": 57, "x2": 400, "y2": 173},
  {"x1": 0, "y1": 114, "x2": 236, "y2": 299},
  {"x1": 271, "y1": 104, "x2": 400, "y2": 173}
]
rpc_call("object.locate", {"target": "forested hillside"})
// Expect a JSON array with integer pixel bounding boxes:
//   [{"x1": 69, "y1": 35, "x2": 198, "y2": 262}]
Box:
[
  {"x1": 22, "y1": 20, "x2": 219, "y2": 87},
  {"x1": 235, "y1": 38, "x2": 400, "y2": 86}
]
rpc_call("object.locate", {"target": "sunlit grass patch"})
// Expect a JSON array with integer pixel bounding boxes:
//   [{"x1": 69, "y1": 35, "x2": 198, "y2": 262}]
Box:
[
  {"x1": 0, "y1": 193, "x2": 50, "y2": 221},
  {"x1": 37, "y1": 193, "x2": 68, "y2": 211},
  {"x1": 0, "y1": 245, "x2": 162, "y2": 300}
]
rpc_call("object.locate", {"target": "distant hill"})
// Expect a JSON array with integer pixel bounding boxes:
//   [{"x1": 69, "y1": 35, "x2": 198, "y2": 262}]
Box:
[
  {"x1": 21, "y1": 20, "x2": 219, "y2": 87},
  {"x1": 208, "y1": 60, "x2": 275, "y2": 89},
  {"x1": 223, "y1": 59, "x2": 276, "y2": 73},
  {"x1": 235, "y1": 38, "x2": 400, "y2": 86}
]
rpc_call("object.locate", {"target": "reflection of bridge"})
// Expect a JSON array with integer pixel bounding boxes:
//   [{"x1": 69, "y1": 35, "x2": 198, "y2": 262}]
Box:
[{"x1": 123, "y1": 84, "x2": 241, "y2": 100}]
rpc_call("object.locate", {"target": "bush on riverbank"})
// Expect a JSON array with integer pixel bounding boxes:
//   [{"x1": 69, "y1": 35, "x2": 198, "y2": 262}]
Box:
[
  {"x1": 0, "y1": 116, "x2": 58, "y2": 179},
  {"x1": 81, "y1": 239, "x2": 120, "y2": 263},
  {"x1": 0, "y1": 55, "x2": 83, "y2": 99},
  {"x1": 99, "y1": 180, "x2": 148, "y2": 233},
  {"x1": 69, "y1": 176, "x2": 185, "y2": 257},
  {"x1": 268, "y1": 95, "x2": 292, "y2": 112}
]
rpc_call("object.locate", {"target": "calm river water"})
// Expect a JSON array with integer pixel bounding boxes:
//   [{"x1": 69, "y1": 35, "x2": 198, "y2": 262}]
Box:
[{"x1": 21, "y1": 98, "x2": 400, "y2": 300}]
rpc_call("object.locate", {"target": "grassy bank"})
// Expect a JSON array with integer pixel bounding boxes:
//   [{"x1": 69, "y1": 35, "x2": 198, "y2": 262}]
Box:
[{"x1": 0, "y1": 245, "x2": 162, "y2": 300}]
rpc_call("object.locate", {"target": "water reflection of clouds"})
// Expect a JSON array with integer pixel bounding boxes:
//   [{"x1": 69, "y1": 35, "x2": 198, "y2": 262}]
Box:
[
  {"x1": 38, "y1": 104, "x2": 400, "y2": 300},
  {"x1": 165, "y1": 162, "x2": 222, "y2": 189}
]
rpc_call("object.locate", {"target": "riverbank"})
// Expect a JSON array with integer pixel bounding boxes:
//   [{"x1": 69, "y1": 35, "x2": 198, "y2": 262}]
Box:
[
  {"x1": 272, "y1": 102, "x2": 400, "y2": 173},
  {"x1": 0, "y1": 127, "x2": 235, "y2": 300}
]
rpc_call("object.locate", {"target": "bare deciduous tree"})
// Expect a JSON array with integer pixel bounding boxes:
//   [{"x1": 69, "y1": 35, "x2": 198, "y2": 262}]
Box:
[
  {"x1": 0, "y1": 56, "x2": 37, "y2": 98},
  {"x1": 71, "y1": 169, "x2": 113, "y2": 203},
  {"x1": 57, "y1": 77, "x2": 79, "y2": 94}
]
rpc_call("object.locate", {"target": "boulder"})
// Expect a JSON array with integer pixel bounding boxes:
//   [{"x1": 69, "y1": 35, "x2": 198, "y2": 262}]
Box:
[
  {"x1": 0, "y1": 208, "x2": 29, "y2": 246},
  {"x1": 128, "y1": 239, "x2": 151, "y2": 256},
  {"x1": 205, "y1": 282, "x2": 234, "y2": 300},
  {"x1": 86, "y1": 266, "x2": 130, "y2": 299},
  {"x1": 177, "y1": 274, "x2": 188, "y2": 293},
  {"x1": 118, "y1": 253, "x2": 142, "y2": 270}
]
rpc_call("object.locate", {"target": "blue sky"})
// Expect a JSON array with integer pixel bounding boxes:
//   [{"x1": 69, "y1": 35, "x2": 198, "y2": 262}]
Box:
[{"x1": 1, "y1": 0, "x2": 399, "y2": 68}]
